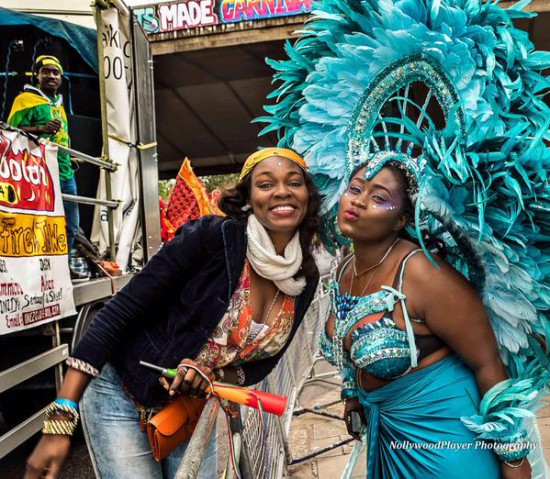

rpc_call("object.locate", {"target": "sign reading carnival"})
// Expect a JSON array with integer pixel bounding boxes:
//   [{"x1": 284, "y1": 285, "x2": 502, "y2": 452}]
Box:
[
  {"x1": 0, "y1": 129, "x2": 75, "y2": 334},
  {"x1": 134, "y1": 0, "x2": 313, "y2": 34}
]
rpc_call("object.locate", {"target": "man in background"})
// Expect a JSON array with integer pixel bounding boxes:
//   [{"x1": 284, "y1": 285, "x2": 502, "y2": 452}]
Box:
[{"x1": 8, "y1": 55, "x2": 87, "y2": 281}]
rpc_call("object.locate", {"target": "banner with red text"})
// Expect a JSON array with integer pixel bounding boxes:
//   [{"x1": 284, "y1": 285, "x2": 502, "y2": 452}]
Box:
[{"x1": 0, "y1": 129, "x2": 76, "y2": 334}]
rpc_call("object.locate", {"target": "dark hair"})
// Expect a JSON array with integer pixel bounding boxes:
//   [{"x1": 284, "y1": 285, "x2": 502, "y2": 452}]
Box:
[
  {"x1": 218, "y1": 170, "x2": 321, "y2": 281},
  {"x1": 384, "y1": 162, "x2": 414, "y2": 228},
  {"x1": 384, "y1": 163, "x2": 447, "y2": 258}
]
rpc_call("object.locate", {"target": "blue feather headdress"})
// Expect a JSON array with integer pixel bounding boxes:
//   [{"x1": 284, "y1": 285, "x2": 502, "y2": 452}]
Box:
[{"x1": 258, "y1": 0, "x2": 550, "y2": 471}]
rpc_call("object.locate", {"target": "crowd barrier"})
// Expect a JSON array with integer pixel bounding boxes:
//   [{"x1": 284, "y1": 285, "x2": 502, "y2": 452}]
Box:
[{"x1": 176, "y1": 273, "x2": 333, "y2": 479}]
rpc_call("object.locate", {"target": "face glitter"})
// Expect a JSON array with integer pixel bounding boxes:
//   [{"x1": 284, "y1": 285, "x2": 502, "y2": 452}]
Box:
[{"x1": 370, "y1": 201, "x2": 397, "y2": 212}]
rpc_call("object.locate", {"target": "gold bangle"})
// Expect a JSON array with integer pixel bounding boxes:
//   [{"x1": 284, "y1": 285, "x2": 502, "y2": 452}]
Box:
[
  {"x1": 42, "y1": 419, "x2": 77, "y2": 436},
  {"x1": 43, "y1": 401, "x2": 79, "y2": 436},
  {"x1": 45, "y1": 402, "x2": 79, "y2": 422},
  {"x1": 504, "y1": 458, "x2": 525, "y2": 468}
]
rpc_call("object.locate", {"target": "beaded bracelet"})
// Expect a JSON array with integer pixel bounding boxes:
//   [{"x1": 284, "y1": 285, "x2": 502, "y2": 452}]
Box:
[
  {"x1": 341, "y1": 388, "x2": 359, "y2": 400},
  {"x1": 493, "y1": 431, "x2": 531, "y2": 462},
  {"x1": 494, "y1": 441, "x2": 531, "y2": 462},
  {"x1": 504, "y1": 458, "x2": 525, "y2": 468}
]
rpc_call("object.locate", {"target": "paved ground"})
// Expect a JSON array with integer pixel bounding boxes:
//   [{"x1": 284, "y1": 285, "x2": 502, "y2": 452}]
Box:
[
  {"x1": 0, "y1": 428, "x2": 94, "y2": 479},
  {"x1": 2, "y1": 364, "x2": 549, "y2": 478},
  {"x1": 286, "y1": 365, "x2": 550, "y2": 479}
]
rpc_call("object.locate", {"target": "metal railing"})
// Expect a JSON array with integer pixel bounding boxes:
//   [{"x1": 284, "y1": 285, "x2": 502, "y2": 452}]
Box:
[
  {"x1": 0, "y1": 123, "x2": 121, "y2": 458},
  {"x1": 175, "y1": 274, "x2": 333, "y2": 478}
]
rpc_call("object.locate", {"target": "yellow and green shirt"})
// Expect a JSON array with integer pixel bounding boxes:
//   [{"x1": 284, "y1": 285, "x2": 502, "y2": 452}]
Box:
[{"x1": 8, "y1": 85, "x2": 73, "y2": 180}]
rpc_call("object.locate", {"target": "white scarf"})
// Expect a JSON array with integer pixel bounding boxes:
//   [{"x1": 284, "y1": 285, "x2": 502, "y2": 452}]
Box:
[{"x1": 246, "y1": 214, "x2": 306, "y2": 296}]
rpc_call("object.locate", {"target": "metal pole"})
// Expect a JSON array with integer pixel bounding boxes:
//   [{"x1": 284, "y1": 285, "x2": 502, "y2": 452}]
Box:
[
  {"x1": 175, "y1": 398, "x2": 220, "y2": 479},
  {"x1": 57, "y1": 144, "x2": 118, "y2": 171},
  {"x1": 288, "y1": 437, "x2": 355, "y2": 465},
  {"x1": 94, "y1": 2, "x2": 117, "y2": 260},
  {"x1": 225, "y1": 430, "x2": 241, "y2": 479},
  {"x1": 52, "y1": 321, "x2": 63, "y2": 391},
  {"x1": 231, "y1": 411, "x2": 256, "y2": 479},
  {"x1": 0, "y1": 121, "x2": 118, "y2": 171},
  {"x1": 110, "y1": 0, "x2": 130, "y2": 16},
  {"x1": 62, "y1": 193, "x2": 119, "y2": 208}
]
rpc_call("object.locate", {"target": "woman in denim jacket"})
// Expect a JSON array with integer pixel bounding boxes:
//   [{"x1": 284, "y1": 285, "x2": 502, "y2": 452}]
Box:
[{"x1": 25, "y1": 148, "x2": 321, "y2": 479}]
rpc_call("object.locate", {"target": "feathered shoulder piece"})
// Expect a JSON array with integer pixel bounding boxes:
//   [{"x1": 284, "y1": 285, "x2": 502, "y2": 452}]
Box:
[{"x1": 258, "y1": 1, "x2": 550, "y2": 455}]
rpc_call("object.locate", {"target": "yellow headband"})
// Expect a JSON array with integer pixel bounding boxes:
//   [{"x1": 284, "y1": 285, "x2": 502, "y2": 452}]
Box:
[
  {"x1": 35, "y1": 55, "x2": 63, "y2": 75},
  {"x1": 239, "y1": 148, "x2": 307, "y2": 181}
]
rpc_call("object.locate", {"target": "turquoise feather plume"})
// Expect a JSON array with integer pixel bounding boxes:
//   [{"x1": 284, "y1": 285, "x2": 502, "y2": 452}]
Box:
[{"x1": 257, "y1": 1, "x2": 550, "y2": 452}]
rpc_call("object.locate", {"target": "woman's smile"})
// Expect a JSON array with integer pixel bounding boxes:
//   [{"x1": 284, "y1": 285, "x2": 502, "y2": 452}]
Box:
[
  {"x1": 249, "y1": 156, "x2": 309, "y2": 238},
  {"x1": 270, "y1": 203, "x2": 298, "y2": 217}
]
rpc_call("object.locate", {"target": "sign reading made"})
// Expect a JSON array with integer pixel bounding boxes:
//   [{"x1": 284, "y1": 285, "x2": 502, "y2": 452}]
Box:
[{"x1": 133, "y1": 0, "x2": 313, "y2": 34}]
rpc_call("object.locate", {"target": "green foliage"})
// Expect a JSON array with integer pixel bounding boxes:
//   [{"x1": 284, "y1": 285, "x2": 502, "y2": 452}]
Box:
[
  {"x1": 200, "y1": 173, "x2": 239, "y2": 193},
  {"x1": 158, "y1": 179, "x2": 175, "y2": 201},
  {"x1": 158, "y1": 174, "x2": 238, "y2": 202}
]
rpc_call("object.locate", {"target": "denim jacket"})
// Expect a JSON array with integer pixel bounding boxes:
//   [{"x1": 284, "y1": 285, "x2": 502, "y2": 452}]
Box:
[{"x1": 72, "y1": 215, "x2": 319, "y2": 406}]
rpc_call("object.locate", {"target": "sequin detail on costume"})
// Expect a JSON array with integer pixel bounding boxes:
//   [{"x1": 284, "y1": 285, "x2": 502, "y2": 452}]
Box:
[
  {"x1": 351, "y1": 319, "x2": 414, "y2": 378},
  {"x1": 324, "y1": 279, "x2": 399, "y2": 373},
  {"x1": 320, "y1": 252, "x2": 422, "y2": 382},
  {"x1": 346, "y1": 54, "x2": 464, "y2": 176}
]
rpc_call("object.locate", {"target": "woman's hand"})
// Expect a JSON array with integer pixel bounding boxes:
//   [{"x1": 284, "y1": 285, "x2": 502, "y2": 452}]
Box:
[
  {"x1": 344, "y1": 397, "x2": 365, "y2": 440},
  {"x1": 501, "y1": 459, "x2": 531, "y2": 479},
  {"x1": 161, "y1": 359, "x2": 215, "y2": 398},
  {"x1": 24, "y1": 434, "x2": 71, "y2": 479}
]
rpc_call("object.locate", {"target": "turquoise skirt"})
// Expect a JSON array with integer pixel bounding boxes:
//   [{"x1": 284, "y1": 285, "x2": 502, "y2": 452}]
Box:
[{"x1": 352, "y1": 355, "x2": 500, "y2": 479}]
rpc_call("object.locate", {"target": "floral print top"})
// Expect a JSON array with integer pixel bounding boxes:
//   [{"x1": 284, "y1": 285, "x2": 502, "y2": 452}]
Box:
[{"x1": 195, "y1": 259, "x2": 295, "y2": 369}]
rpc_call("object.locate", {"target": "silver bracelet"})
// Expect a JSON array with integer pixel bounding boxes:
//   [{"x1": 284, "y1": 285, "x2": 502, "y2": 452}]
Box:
[{"x1": 504, "y1": 458, "x2": 525, "y2": 468}]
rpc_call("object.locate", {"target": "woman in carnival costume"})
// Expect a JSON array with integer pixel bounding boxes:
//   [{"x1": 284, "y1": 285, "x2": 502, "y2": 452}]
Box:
[
  {"x1": 259, "y1": 0, "x2": 550, "y2": 477},
  {"x1": 24, "y1": 149, "x2": 321, "y2": 479}
]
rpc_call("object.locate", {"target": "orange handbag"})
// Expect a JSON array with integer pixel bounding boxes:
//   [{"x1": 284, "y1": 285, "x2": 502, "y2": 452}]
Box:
[{"x1": 146, "y1": 395, "x2": 206, "y2": 461}]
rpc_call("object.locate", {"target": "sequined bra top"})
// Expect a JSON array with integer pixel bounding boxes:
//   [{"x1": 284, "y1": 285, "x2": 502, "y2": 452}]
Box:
[{"x1": 320, "y1": 250, "x2": 442, "y2": 385}]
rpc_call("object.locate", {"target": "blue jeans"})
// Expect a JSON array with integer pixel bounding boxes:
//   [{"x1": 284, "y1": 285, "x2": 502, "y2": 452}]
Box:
[
  {"x1": 60, "y1": 176, "x2": 79, "y2": 252},
  {"x1": 81, "y1": 363, "x2": 218, "y2": 479}
]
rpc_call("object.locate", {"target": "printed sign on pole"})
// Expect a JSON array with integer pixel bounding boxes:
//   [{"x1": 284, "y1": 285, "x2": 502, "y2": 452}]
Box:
[
  {"x1": 92, "y1": 6, "x2": 142, "y2": 271},
  {"x1": 0, "y1": 129, "x2": 76, "y2": 334}
]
